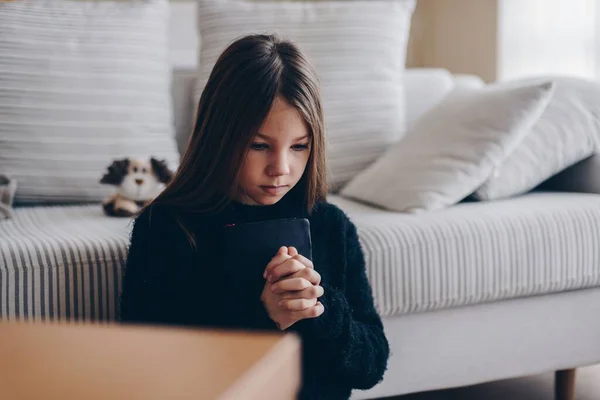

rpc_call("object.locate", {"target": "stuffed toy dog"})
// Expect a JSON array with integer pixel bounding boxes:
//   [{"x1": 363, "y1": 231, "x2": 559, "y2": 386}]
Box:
[{"x1": 100, "y1": 157, "x2": 174, "y2": 217}]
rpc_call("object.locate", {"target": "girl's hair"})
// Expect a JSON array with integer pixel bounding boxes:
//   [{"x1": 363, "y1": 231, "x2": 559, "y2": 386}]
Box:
[{"x1": 148, "y1": 34, "x2": 327, "y2": 245}]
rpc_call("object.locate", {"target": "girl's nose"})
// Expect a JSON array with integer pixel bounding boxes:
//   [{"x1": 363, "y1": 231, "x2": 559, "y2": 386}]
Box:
[{"x1": 268, "y1": 153, "x2": 290, "y2": 176}]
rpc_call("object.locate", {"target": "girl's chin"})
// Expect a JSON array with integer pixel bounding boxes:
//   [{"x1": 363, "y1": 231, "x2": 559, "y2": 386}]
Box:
[
  {"x1": 252, "y1": 194, "x2": 284, "y2": 205},
  {"x1": 235, "y1": 192, "x2": 285, "y2": 206}
]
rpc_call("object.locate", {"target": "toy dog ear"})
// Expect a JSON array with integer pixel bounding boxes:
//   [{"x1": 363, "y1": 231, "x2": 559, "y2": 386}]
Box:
[
  {"x1": 100, "y1": 159, "x2": 130, "y2": 185},
  {"x1": 150, "y1": 157, "x2": 174, "y2": 184}
]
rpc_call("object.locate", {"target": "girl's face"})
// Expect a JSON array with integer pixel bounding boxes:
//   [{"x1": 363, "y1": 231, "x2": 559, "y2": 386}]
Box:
[{"x1": 236, "y1": 96, "x2": 311, "y2": 206}]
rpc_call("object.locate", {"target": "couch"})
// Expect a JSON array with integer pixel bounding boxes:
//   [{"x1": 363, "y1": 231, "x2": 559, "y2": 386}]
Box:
[{"x1": 2, "y1": 67, "x2": 599, "y2": 400}]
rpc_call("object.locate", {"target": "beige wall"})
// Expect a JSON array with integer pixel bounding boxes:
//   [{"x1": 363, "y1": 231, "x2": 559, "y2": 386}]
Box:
[{"x1": 408, "y1": 0, "x2": 499, "y2": 83}]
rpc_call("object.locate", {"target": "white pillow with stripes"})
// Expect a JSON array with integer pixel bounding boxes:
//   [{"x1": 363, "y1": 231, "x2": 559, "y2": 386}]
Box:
[
  {"x1": 195, "y1": 0, "x2": 416, "y2": 191},
  {"x1": 340, "y1": 81, "x2": 555, "y2": 213},
  {"x1": 475, "y1": 77, "x2": 600, "y2": 200},
  {"x1": 0, "y1": 0, "x2": 180, "y2": 205}
]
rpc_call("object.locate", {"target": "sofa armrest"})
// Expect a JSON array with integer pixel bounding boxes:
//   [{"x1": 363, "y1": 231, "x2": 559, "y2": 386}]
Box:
[
  {"x1": 452, "y1": 73, "x2": 486, "y2": 91},
  {"x1": 172, "y1": 68, "x2": 198, "y2": 156}
]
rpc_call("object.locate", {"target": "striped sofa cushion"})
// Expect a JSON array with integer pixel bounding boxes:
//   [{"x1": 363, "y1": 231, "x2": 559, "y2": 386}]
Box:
[
  {"x1": 0, "y1": 0, "x2": 180, "y2": 205},
  {"x1": 0, "y1": 206, "x2": 130, "y2": 321},
  {"x1": 330, "y1": 192, "x2": 600, "y2": 317},
  {"x1": 195, "y1": 0, "x2": 415, "y2": 191}
]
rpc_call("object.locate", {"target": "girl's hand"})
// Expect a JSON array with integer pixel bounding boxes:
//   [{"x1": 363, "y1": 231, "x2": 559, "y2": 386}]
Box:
[
  {"x1": 275, "y1": 282, "x2": 324, "y2": 312},
  {"x1": 261, "y1": 281, "x2": 324, "y2": 330},
  {"x1": 260, "y1": 247, "x2": 324, "y2": 330},
  {"x1": 264, "y1": 246, "x2": 321, "y2": 285},
  {"x1": 263, "y1": 246, "x2": 293, "y2": 280}
]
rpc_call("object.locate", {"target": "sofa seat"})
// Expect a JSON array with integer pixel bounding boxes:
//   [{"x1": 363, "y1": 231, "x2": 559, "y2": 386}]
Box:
[
  {"x1": 0, "y1": 205, "x2": 130, "y2": 321},
  {"x1": 2, "y1": 192, "x2": 600, "y2": 321},
  {"x1": 329, "y1": 192, "x2": 600, "y2": 317}
]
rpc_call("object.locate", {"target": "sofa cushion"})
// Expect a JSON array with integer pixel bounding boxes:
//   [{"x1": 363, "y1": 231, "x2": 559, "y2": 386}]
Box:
[
  {"x1": 4, "y1": 193, "x2": 600, "y2": 321},
  {"x1": 475, "y1": 76, "x2": 600, "y2": 200},
  {"x1": 194, "y1": 0, "x2": 415, "y2": 191},
  {"x1": 0, "y1": 0, "x2": 180, "y2": 205},
  {"x1": 329, "y1": 192, "x2": 600, "y2": 317},
  {"x1": 0, "y1": 205, "x2": 129, "y2": 321},
  {"x1": 340, "y1": 81, "x2": 555, "y2": 213}
]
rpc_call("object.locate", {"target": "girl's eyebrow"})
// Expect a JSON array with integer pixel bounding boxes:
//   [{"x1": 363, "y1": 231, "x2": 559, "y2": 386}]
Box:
[{"x1": 256, "y1": 132, "x2": 310, "y2": 141}]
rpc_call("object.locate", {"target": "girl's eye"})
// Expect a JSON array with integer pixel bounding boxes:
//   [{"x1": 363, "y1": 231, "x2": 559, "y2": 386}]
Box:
[
  {"x1": 133, "y1": 167, "x2": 138, "y2": 173},
  {"x1": 142, "y1": 168, "x2": 147, "y2": 173},
  {"x1": 250, "y1": 143, "x2": 269, "y2": 150},
  {"x1": 292, "y1": 144, "x2": 309, "y2": 151}
]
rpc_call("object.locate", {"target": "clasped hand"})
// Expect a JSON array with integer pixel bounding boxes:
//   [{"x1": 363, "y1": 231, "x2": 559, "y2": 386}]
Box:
[{"x1": 260, "y1": 246, "x2": 325, "y2": 330}]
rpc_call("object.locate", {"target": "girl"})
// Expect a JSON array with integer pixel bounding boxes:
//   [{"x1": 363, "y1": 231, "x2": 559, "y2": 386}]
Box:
[{"x1": 119, "y1": 34, "x2": 389, "y2": 400}]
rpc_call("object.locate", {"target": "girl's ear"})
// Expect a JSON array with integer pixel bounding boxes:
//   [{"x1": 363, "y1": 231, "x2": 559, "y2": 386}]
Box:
[
  {"x1": 150, "y1": 157, "x2": 174, "y2": 184},
  {"x1": 100, "y1": 158, "x2": 130, "y2": 186}
]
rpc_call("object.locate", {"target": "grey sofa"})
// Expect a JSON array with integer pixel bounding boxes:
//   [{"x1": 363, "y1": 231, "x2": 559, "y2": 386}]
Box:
[{"x1": 1, "y1": 68, "x2": 599, "y2": 400}]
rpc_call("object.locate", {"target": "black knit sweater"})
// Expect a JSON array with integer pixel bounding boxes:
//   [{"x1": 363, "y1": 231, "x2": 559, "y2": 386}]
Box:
[{"x1": 119, "y1": 192, "x2": 389, "y2": 400}]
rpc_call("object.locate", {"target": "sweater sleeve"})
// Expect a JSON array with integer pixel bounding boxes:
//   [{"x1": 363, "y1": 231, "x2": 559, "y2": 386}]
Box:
[
  {"x1": 295, "y1": 209, "x2": 390, "y2": 390},
  {"x1": 119, "y1": 205, "x2": 199, "y2": 326}
]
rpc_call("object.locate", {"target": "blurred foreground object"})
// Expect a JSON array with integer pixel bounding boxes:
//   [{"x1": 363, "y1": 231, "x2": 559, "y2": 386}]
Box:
[{"x1": 0, "y1": 322, "x2": 300, "y2": 400}]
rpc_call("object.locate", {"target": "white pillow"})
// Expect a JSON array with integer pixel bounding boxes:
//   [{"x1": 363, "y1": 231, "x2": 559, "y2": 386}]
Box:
[
  {"x1": 475, "y1": 77, "x2": 600, "y2": 200},
  {"x1": 0, "y1": 0, "x2": 180, "y2": 204},
  {"x1": 195, "y1": 0, "x2": 416, "y2": 191},
  {"x1": 340, "y1": 81, "x2": 555, "y2": 213}
]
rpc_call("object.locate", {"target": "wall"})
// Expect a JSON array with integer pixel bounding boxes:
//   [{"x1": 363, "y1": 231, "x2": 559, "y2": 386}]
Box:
[
  {"x1": 409, "y1": 0, "x2": 600, "y2": 82},
  {"x1": 408, "y1": 0, "x2": 498, "y2": 83},
  {"x1": 498, "y1": 0, "x2": 599, "y2": 81}
]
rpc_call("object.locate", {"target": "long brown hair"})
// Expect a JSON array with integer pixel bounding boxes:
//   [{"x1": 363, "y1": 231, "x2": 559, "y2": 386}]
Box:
[{"x1": 149, "y1": 34, "x2": 327, "y2": 245}]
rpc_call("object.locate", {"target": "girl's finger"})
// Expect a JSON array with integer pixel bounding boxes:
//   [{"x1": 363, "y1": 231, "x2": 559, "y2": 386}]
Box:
[
  {"x1": 263, "y1": 247, "x2": 290, "y2": 278},
  {"x1": 288, "y1": 246, "x2": 299, "y2": 257},
  {"x1": 291, "y1": 254, "x2": 314, "y2": 269},
  {"x1": 279, "y1": 297, "x2": 317, "y2": 311},
  {"x1": 291, "y1": 302, "x2": 324, "y2": 320},
  {"x1": 268, "y1": 259, "x2": 305, "y2": 283},
  {"x1": 286, "y1": 268, "x2": 321, "y2": 286},
  {"x1": 302, "y1": 268, "x2": 321, "y2": 285},
  {"x1": 281, "y1": 285, "x2": 324, "y2": 300},
  {"x1": 271, "y1": 278, "x2": 312, "y2": 294}
]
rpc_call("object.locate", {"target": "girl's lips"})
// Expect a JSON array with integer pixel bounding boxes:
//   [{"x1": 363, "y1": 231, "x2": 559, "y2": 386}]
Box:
[{"x1": 260, "y1": 185, "x2": 288, "y2": 195}]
